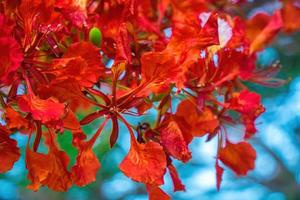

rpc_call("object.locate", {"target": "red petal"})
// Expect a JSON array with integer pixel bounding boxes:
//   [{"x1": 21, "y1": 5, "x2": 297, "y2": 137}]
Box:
[
  {"x1": 5, "y1": 106, "x2": 30, "y2": 131},
  {"x1": 18, "y1": 95, "x2": 65, "y2": 123},
  {"x1": 37, "y1": 80, "x2": 90, "y2": 111},
  {"x1": 0, "y1": 128, "x2": 20, "y2": 173},
  {"x1": 160, "y1": 119, "x2": 191, "y2": 163},
  {"x1": 219, "y1": 141, "x2": 256, "y2": 176},
  {"x1": 119, "y1": 139, "x2": 167, "y2": 185},
  {"x1": 63, "y1": 110, "x2": 81, "y2": 131},
  {"x1": 229, "y1": 90, "x2": 265, "y2": 138},
  {"x1": 146, "y1": 185, "x2": 170, "y2": 200},
  {"x1": 215, "y1": 160, "x2": 224, "y2": 191},
  {"x1": 141, "y1": 51, "x2": 178, "y2": 86},
  {"x1": 52, "y1": 41, "x2": 104, "y2": 88},
  {"x1": 230, "y1": 90, "x2": 263, "y2": 114},
  {"x1": 281, "y1": 0, "x2": 300, "y2": 33},
  {"x1": 115, "y1": 23, "x2": 132, "y2": 63},
  {"x1": 249, "y1": 11, "x2": 283, "y2": 53},
  {"x1": 0, "y1": 37, "x2": 23, "y2": 84},
  {"x1": 168, "y1": 164, "x2": 185, "y2": 192},
  {"x1": 55, "y1": 0, "x2": 88, "y2": 27},
  {"x1": 71, "y1": 144, "x2": 100, "y2": 186},
  {"x1": 176, "y1": 99, "x2": 219, "y2": 137},
  {"x1": 26, "y1": 132, "x2": 72, "y2": 191}
]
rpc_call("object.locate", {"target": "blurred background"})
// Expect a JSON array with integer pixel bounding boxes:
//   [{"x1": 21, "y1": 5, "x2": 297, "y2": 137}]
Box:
[{"x1": 1, "y1": 1, "x2": 300, "y2": 200}]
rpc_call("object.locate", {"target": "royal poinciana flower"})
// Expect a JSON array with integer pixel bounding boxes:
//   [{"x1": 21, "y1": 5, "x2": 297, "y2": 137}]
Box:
[{"x1": 0, "y1": 0, "x2": 299, "y2": 199}]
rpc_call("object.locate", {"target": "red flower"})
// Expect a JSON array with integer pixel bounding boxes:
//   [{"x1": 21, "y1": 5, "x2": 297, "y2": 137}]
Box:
[{"x1": 0, "y1": 0, "x2": 294, "y2": 197}]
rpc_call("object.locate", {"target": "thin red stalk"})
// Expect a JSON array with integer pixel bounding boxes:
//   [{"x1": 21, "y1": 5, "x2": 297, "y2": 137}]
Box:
[
  {"x1": 112, "y1": 77, "x2": 117, "y2": 106},
  {"x1": 33, "y1": 122, "x2": 42, "y2": 152}
]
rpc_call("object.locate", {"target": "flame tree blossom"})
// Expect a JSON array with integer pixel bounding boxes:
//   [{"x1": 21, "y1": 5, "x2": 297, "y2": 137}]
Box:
[{"x1": 0, "y1": 0, "x2": 299, "y2": 199}]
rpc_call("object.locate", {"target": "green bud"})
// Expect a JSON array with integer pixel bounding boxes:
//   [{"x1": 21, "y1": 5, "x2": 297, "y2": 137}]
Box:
[{"x1": 89, "y1": 27, "x2": 102, "y2": 47}]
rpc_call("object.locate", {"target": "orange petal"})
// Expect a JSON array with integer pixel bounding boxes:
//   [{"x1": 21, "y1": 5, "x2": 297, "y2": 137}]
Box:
[
  {"x1": 249, "y1": 11, "x2": 283, "y2": 53},
  {"x1": 146, "y1": 185, "x2": 170, "y2": 200},
  {"x1": 281, "y1": 0, "x2": 300, "y2": 33},
  {"x1": 159, "y1": 119, "x2": 191, "y2": 162},
  {"x1": 219, "y1": 141, "x2": 256, "y2": 176},
  {"x1": 176, "y1": 99, "x2": 219, "y2": 137},
  {"x1": 119, "y1": 140, "x2": 167, "y2": 185},
  {"x1": 229, "y1": 90, "x2": 265, "y2": 138},
  {"x1": 71, "y1": 144, "x2": 100, "y2": 186},
  {"x1": 215, "y1": 160, "x2": 224, "y2": 191},
  {"x1": 5, "y1": 106, "x2": 30, "y2": 131},
  {"x1": 0, "y1": 36, "x2": 23, "y2": 84},
  {"x1": 168, "y1": 164, "x2": 185, "y2": 192},
  {"x1": 18, "y1": 95, "x2": 65, "y2": 123},
  {"x1": 0, "y1": 128, "x2": 20, "y2": 173},
  {"x1": 26, "y1": 131, "x2": 72, "y2": 191},
  {"x1": 63, "y1": 110, "x2": 81, "y2": 131},
  {"x1": 26, "y1": 147, "x2": 72, "y2": 191}
]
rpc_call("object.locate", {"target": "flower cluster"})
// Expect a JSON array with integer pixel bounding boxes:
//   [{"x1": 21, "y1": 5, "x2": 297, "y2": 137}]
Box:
[{"x1": 0, "y1": 0, "x2": 299, "y2": 199}]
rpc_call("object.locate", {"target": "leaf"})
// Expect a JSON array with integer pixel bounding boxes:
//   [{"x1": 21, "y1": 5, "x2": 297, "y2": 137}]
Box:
[{"x1": 158, "y1": 95, "x2": 171, "y2": 116}]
